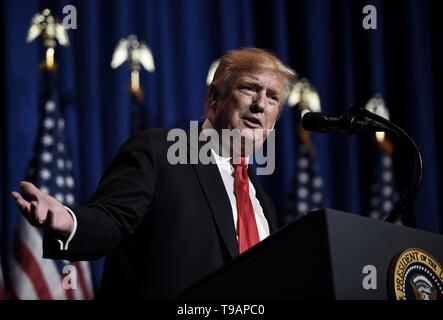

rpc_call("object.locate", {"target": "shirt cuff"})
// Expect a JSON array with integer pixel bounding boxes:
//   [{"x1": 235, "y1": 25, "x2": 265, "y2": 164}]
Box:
[{"x1": 56, "y1": 206, "x2": 78, "y2": 251}]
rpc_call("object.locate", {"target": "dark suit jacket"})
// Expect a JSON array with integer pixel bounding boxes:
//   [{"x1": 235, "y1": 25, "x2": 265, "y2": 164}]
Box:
[{"x1": 44, "y1": 128, "x2": 278, "y2": 299}]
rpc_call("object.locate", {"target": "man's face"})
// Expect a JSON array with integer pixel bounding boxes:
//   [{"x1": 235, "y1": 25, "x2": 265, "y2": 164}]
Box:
[{"x1": 209, "y1": 70, "x2": 285, "y2": 153}]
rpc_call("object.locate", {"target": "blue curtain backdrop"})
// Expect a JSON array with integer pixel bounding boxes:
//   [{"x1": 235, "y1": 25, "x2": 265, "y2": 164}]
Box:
[{"x1": 1, "y1": 0, "x2": 442, "y2": 293}]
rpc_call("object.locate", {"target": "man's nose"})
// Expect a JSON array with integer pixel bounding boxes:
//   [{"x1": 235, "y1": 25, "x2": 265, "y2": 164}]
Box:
[{"x1": 251, "y1": 92, "x2": 266, "y2": 113}]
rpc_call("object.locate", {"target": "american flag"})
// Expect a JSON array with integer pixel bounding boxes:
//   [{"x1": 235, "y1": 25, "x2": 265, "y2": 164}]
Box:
[
  {"x1": 368, "y1": 139, "x2": 400, "y2": 222},
  {"x1": 10, "y1": 70, "x2": 94, "y2": 300},
  {"x1": 285, "y1": 134, "x2": 324, "y2": 223}
]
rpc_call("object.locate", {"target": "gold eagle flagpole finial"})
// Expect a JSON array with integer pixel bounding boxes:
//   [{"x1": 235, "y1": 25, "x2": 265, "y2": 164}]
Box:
[
  {"x1": 26, "y1": 8, "x2": 69, "y2": 71},
  {"x1": 111, "y1": 34, "x2": 155, "y2": 99}
]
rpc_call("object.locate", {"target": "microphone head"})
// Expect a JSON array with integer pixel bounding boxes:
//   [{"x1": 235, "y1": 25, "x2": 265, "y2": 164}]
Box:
[{"x1": 301, "y1": 112, "x2": 327, "y2": 132}]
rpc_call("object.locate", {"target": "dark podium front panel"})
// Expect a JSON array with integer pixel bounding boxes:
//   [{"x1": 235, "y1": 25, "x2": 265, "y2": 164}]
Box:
[{"x1": 182, "y1": 209, "x2": 443, "y2": 299}]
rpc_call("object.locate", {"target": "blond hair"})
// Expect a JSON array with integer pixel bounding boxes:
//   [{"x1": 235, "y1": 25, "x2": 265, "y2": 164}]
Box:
[{"x1": 204, "y1": 48, "x2": 297, "y2": 116}]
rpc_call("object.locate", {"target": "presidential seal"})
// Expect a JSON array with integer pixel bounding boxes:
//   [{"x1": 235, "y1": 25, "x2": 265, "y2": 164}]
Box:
[{"x1": 390, "y1": 248, "x2": 443, "y2": 300}]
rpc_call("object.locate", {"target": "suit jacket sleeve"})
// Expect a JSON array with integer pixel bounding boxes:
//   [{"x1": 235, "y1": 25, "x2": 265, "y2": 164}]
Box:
[{"x1": 43, "y1": 130, "x2": 158, "y2": 261}]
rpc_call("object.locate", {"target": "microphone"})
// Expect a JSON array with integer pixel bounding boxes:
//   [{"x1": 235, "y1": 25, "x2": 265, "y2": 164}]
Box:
[
  {"x1": 301, "y1": 111, "x2": 388, "y2": 134},
  {"x1": 299, "y1": 107, "x2": 423, "y2": 224}
]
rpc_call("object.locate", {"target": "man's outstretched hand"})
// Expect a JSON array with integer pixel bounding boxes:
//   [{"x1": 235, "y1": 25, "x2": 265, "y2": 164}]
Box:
[{"x1": 11, "y1": 181, "x2": 74, "y2": 237}]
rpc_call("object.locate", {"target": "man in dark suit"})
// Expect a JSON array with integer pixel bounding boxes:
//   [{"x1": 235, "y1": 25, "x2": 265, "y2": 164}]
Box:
[{"x1": 12, "y1": 48, "x2": 297, "y2": 299}]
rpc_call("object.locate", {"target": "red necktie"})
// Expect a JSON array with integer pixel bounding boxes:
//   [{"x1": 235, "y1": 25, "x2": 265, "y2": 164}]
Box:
[{"x1": 233, "y1": 157, "x2": 260, "y2": 254}]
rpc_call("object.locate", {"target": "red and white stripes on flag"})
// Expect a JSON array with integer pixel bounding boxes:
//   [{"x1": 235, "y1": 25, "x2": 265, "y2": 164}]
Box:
[{"x1": 11, "y1": 218, "x2": 93, "y2": 300}]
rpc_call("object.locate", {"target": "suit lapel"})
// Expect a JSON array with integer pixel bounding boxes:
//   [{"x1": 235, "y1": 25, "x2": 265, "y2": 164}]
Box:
[
  {"x1": 188, "y1": 123, "x2": 239, "y2": 258},
  {"x1": 192, "y1": 162, "x2": 239, "y2": 258},
  {"x1": 192, "y1": 160, "x2": 277, "y2": 258},
  {"x1": 188, "y1": 123, "x2": 277, "y2": 258}
]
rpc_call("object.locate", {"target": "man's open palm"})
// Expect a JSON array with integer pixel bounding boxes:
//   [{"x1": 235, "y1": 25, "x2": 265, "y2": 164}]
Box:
[{"x1": 12, "y1": 181, "x2": 74, "y2": 236}]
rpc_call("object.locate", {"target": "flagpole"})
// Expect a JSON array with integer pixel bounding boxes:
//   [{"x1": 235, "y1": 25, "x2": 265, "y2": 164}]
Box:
[
  {"x1": 285, "y1": 79, "x2": 325, "y2": 221},
  {"x1": 365, "y1": 96, "x2": 400, "y2": 222}
]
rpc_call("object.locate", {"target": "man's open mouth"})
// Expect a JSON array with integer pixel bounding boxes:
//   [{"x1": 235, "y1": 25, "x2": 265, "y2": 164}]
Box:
[{"x1": 243, "y1": 116, "x2": 262, "y2": 128}]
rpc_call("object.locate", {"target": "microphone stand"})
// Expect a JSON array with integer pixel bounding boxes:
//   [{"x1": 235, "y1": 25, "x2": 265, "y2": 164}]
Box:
[{"x1": 349, "y1": 107, "x2": 424, "y2": 223}]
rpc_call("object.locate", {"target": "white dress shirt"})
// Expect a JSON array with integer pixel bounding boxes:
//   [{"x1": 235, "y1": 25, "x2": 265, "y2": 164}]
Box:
[
  {"x1": 202, "y1": 118, "x2": 270, "y2": 241},
  {"x1": 211, "y1": 149, "x2": 270, "y2": 241}
]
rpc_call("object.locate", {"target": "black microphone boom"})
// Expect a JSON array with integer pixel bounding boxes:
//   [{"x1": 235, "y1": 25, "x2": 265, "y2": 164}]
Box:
[
  {"x1": 300, "y1": 107, "x2": 423, "y2": 224},
  {"x1": 301, "y1": 111, "x2": 388, "y2": 134}
]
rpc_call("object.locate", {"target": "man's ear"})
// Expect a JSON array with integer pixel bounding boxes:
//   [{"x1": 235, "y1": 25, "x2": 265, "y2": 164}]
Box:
[{"x1": 208, "y1": 84, "x2": 218, "y2": 110}]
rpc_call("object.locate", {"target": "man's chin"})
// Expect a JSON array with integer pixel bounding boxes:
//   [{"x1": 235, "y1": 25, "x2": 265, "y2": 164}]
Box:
[
  {"x1": 241, "y1": 127, "x2": 266, "y2": 141},
  {"x1": 239, "y1": 128, "x2": 266, "y2": 154},
  {"x1": 219, "y1": 126, "x2": 267, "y2": 156}
]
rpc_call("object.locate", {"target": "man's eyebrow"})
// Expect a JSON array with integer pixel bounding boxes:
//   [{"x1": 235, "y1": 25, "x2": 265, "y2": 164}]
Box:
[
  {"x1": 267, "y1": 88, "x2": 280, "y2": 95},
  {"x1": 237, "y1": 77, "x2": 283, "y2": 95},
  {"x1": 236, "y1": 80, "x2": 262, "y2": 91}
]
